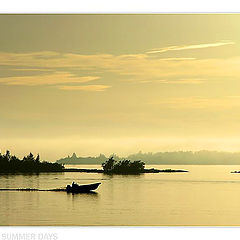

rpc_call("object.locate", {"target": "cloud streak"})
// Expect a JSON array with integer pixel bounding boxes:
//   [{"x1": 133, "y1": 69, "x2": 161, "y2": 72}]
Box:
[
  {"x1": 58, "y1": 85, "x2": 111, "y2": 91},
  {"x1": 146, "y1": 41, "x2": 235, "y2": 54},
  {"x1": 0, "y1": 41, "x2": 239, "y2": 88},
  {"x1": 0, "y1": 72, "x2": 100, "y2": 86},
  {"x1": 157, "y1": 79, "x2": 205, "y2": 84}
]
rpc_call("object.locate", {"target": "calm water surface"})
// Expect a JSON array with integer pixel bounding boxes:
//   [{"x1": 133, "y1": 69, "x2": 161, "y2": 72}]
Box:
[{"x1": 1, "y1": 165, "x2": 240, "y2": 226}]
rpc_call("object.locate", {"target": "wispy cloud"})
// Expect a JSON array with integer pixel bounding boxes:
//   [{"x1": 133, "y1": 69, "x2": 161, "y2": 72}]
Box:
[
  {"x1": 158, "y1": 79, "x2": 205, "y2": 84},
  {"x1": 0, "y1": 72, "x2": 100, "y2": 86},
  {"x1": 12, "y1": 68, "x2": 53, "y2": 72},
  {"x1": 146, "y1": 41, "x2": 235, "y2": 54},
  {"x1": 0, "y1": 46, "x2": 240, "y2": 87},
  {"x1": 149, "y1": 96, "x2": 240, "y2": 109},
  {"x1": 157, "y1": 57, "x2": 196, "y2": 61},
  {"x1": 58, "y1": 85, "x2": 111, "y2": 91}
]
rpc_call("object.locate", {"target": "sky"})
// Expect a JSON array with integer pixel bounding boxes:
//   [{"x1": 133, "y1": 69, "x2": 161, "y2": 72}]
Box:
[{"x1": 1, "y1": 14, "x2": 240, "y2": 160}]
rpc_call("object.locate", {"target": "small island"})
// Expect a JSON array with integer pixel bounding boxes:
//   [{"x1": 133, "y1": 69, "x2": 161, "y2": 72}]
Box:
[
  {"x1": 65, "y1": 157, "x2": 188, "y2": 174},
  {"x1": 101, "y1": 157, "x2": 188, "y2": 174},
  {"x1": 0, "y1": 150, "x2": 64, "y2": 173},
  {"x1": 102, "y1": 157, "x2": 145, "y2": 174}
]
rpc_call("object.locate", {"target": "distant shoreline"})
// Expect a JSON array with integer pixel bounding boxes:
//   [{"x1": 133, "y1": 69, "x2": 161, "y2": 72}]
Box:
[
  {"x1": 64, "y1": 163, "x2": 240, "y2": 165},
  {"x1": 63, "y1": 168, "x2": 188, "y2": 173},
  {"x1": 0, "y1": 168, "x2": 188, "y2": 174},
  {"x1": 57, "y1": 151, "x2": 240, "y2": 165}
]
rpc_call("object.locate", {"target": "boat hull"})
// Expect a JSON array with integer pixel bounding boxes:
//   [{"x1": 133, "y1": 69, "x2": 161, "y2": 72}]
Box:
[{"x1": 66, "y1": 183, "x2": 101, "y2": 193}]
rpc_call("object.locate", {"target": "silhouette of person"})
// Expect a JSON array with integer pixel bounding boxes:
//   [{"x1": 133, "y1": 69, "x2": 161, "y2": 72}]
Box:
[{"x1": 72, "y1": 182, "x2": 78, "y2": 188}]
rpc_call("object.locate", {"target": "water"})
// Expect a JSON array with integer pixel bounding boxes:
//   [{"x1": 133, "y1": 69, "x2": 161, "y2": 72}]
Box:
[{"x1": 1, "y1": 165, "x2": 240, "y2": 226}]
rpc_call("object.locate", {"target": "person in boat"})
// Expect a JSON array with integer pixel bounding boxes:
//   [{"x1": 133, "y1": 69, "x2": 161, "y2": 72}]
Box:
[{"x1": 72, "y1": 181, "x2": 79, "y2": 188}]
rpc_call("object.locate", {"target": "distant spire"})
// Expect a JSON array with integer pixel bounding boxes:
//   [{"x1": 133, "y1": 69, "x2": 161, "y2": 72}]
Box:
[{"x1": 71, "y1": 152, "x2": 77, "y2": 158}]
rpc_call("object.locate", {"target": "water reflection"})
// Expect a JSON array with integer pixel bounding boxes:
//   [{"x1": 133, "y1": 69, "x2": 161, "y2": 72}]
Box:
[
  {"x1": 70, "y1": 191, "x2": 98, "y2": 198},
  {"x1": 67, "y1": 191, "x2": 99, "y2": 211}
]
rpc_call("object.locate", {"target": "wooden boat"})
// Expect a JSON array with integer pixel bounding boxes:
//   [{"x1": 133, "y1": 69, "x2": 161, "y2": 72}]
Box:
[{"x1": 66, "y1": 182, "x2": 101, "y2": 193}]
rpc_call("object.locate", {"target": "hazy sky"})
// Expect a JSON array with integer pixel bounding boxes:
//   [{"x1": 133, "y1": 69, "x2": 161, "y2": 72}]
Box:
[{"x1": 1, "y1": 14, "x2": 240, "y2": 160}]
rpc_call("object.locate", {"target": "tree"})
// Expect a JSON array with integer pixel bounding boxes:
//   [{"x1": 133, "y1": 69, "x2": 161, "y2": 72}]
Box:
[
  {"x1": 23, "y1": 152, "x2": 35, "y2": 162},
  {"x1": 102, "y1": 157, "x2": 145, "y2": 174},
  {"x1": 5, "y1": 150, "x2": 10, "y2": 161},
  {"x1": 102, "y1": 156, "x2": 115, "y2": 172},
  {"x1": 35, "y1": 154, "x2": 40, "y2": 163}
]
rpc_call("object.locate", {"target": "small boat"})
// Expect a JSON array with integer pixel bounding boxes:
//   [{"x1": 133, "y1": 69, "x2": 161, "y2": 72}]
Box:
[{"x1": 66, "y1": 182, "x2": 101, "y2": 193}]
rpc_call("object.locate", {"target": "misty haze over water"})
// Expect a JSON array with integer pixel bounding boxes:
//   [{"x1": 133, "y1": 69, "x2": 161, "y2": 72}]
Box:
[{"x1": 56, "y1": 151, "x2": 240, "y2": 165}]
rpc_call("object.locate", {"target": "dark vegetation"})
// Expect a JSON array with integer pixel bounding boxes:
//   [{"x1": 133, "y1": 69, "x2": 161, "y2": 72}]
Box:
[
  {"x1": 102, "y1": 156, "x2": 145, "y2": 174},
  {"x1": 0, "y1": 151, "x2": 187, "y2": 174},
  {"x1": 0, "y1": 150, "x2": 64, "y2": 173}
]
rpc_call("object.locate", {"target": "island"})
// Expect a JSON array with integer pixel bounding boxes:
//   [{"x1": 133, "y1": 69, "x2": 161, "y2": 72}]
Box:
[
  {"x1": 65, "y1": 157, "x2": 188, "y2": 174},
  {"x1": 64, "y1": 168, "x2": 188, "y2": 173},
  {"x1": 0, "y1": 151, "x2": 188, "y2": 174},
  {"x1": 57, "y1": 152, "x2": 108, "y2": 165},
  {"x1": 0, "y1": 150, "x2": 64, "y2": 173}
]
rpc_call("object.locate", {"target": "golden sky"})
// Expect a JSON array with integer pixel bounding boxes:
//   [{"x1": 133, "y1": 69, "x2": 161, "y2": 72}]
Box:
[{"x1": 1, "y1": 14, "x2": 240, "y2": 160}]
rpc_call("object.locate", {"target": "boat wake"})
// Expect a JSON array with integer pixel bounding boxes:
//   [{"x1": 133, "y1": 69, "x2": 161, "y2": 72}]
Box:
[
  {"x1": 0, "y1": 182, "x2": 101, "y2": 193},
  {"x1": 0, "y1": 188, "x2": 66, "y2": 192}
]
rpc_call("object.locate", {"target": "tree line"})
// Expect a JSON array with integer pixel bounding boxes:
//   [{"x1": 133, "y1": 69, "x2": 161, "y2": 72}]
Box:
[{"x1": 0, "y1": 150, "x2": 64, "y2": 173}]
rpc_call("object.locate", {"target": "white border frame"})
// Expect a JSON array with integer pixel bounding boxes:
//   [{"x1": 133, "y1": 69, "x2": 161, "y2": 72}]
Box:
[{"x1": 1, "y1": 0, "x2": 240, "y2": 239}]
